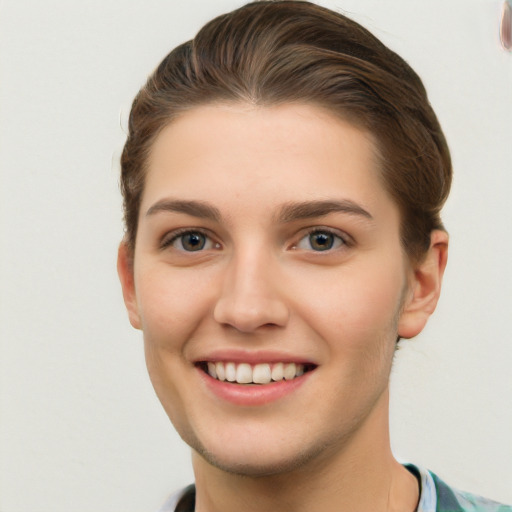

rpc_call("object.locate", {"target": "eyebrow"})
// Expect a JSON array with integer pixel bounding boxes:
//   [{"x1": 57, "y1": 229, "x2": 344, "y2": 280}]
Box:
[
  {"x1": 145, "y1": 198, "x2": 373, "y2": 224},
  {"x1": 276, "y1": 200, "x2": 373, "y2": 223},
  {"x1": 145, "y1": 199, "x2": 221, "y2": 221}
]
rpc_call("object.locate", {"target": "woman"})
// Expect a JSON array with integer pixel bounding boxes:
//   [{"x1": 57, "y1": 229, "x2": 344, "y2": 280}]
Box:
[{"x1": 117, "y1": 1, "x2": 510, "y2": 511}]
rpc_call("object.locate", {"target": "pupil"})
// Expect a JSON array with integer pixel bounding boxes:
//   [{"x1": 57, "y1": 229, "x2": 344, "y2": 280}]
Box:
[
  {"x1": 183, "y1": 233, "x2": 205, "y2": 251},
  {"x1": 310, "y1": 232, "x2": 333, "y2": 251}
]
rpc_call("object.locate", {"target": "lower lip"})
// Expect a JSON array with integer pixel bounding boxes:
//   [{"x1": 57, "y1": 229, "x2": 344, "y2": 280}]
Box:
[{"x1": 198, "y1": 368, "x2": 313, "y2": 406}]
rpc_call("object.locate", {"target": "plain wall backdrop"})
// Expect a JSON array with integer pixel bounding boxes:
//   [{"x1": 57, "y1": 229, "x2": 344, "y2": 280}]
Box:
[{"x1": 1, "y1": 0, "x2": 511, "y2": 510}]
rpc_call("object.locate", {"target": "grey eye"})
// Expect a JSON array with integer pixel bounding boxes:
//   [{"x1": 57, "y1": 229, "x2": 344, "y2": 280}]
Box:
[
  {"x1": 309, "y1": 232, "x2": 335, "y2": 251},
  {"x1": 296, "y1": 230, "x2": 344, "y2": 251},
  {"x1": 171, "y1": 231, "x2": 213, "y2": 251},
  {"x1": 181, "y1": 232, "x2": 206, "y2": 251}
]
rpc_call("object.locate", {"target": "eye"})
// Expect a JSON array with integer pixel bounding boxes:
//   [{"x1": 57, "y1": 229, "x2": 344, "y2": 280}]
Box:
[
  {"x1": 163, "y1": 230, "x2": 219, "y2": 252},
  {"x1": 295, "y1": 229, "x2": 346, "y2": 252}
]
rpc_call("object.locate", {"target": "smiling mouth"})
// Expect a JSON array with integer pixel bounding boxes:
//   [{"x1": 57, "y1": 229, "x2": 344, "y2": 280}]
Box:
[{"x1": 197, "y1": 361, "x2": 316, "y2": 385}]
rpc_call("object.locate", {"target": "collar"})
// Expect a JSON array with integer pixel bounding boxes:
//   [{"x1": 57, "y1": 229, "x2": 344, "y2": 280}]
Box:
[
  {"x1": 160, "y1": 464, "x2": 440, "y2": 512},
  {"x1": 404, "y1": 464, "x2": 437, "y2": 512}
]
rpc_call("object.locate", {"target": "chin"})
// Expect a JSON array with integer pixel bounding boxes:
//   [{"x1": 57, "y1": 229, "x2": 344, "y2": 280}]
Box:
[
  {"x1": 194, "y1": 445, "x2": 321, "y2": 477},
  {"x1": 184, "y1": 425, "x2": 339, "y2": 478}
]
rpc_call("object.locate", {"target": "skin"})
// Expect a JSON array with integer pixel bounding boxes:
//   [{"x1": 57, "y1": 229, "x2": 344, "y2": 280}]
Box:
[{"x1": 118, "y1": 103, "x2": 448, "y2": 512}]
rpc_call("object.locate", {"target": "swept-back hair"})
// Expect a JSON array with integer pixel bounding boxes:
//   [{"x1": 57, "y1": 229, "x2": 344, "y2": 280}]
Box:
[{"x1": 121, "y1": 0, "x2": 451, "y2": 262}]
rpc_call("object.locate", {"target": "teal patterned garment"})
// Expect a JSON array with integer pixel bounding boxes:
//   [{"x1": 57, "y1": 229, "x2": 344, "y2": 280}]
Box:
[
  {"x1": 158, "y1": 465, "x2": 512, "y2": 512},
  {"x1": 407, "y1": 465, "x2": 512, "y2": 512}
]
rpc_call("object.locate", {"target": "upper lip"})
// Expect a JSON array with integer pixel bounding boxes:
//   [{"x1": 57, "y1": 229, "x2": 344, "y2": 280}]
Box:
[{"x1": 192, "y1": 349, "x2": 317, "y2": 366}]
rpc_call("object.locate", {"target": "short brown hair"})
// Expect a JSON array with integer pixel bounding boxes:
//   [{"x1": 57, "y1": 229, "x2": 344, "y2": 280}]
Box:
[{"x1": 121, "y1": 0, "x2": 452, "y2": 262}]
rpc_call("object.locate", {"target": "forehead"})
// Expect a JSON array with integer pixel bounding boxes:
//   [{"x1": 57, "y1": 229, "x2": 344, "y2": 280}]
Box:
[{"x1": 142, "y1": 102, "x2": 392, "y2": 221}]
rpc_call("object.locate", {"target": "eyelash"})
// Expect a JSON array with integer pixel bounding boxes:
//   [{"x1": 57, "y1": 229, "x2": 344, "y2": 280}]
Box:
[
  {"x1": 160, "y1": 228, "x2": 219, "y2": 252},
  {"x1": 159, "y1": 227, "x2": 351, "y2": 253},
  {"x1": 292, "y1": 228, "x2": 351, "y2": 252}
]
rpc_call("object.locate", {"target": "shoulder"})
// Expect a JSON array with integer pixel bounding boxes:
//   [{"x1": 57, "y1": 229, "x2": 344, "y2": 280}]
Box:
[
  {"x1": 431, "y1": 471, "x2": 512, "y2": 512},
  {"x1": 157, "y1": 474, "x2": 511, "y2": 512}
]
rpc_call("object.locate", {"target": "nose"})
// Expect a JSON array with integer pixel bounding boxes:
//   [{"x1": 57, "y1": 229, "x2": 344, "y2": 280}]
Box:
[{"x1": 213, "y1": 248, "x2": 290, "y2": 333}]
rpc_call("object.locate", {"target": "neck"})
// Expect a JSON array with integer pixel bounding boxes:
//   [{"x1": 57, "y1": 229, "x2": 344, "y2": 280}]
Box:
[{"x1": 192, "y1": 390, "x2": 419, "y2": 512}]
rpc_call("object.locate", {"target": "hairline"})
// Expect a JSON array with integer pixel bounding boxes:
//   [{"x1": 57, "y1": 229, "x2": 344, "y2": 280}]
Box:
[{"x1": 126, "y1": 98, "x2": 391, "y2": 253}]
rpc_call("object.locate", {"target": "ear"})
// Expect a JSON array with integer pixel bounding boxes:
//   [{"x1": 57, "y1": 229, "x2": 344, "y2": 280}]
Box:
[
  {"x1": 398, "y1": 230, "x2": 448, "y2": 339},
  {"x1": 117, "y1": 241, "x2": 142, "y2": 330}
]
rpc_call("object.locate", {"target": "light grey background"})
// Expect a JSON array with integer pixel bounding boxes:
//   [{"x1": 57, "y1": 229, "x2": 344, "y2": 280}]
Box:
[{"x1": 1, "y1": 0, "x2": 511, "y2": 510}]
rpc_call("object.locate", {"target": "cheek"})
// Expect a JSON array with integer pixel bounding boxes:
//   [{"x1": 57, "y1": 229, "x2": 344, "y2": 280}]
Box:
[
  {"x1": 135, "y1": 265, "x2": 216, "y2": 350},
  {"x1": 136, "y1": 267, "x2": 212, "y2": 429},
  {"x1": 143, "y1": 339, "x2": 196, "y2": 441},
  {"x1": 295, "y1": 257, "x2": 406, "y2": 348}
]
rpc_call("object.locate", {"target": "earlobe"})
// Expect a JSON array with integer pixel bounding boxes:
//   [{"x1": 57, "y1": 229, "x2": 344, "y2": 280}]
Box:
[
  {"x1": 398, "y1": 230, "x2": 449, "y2": 339},
  {"x1": 117, "y1": 241, "x2": 142, "y2": 330}
]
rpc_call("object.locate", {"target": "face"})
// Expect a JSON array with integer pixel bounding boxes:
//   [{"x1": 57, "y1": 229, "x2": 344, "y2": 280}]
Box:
[{"x1": 119, "y1": 103, "x2": 431, "y2": 476}]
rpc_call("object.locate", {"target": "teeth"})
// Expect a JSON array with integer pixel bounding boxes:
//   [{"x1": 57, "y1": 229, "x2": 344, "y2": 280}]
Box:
[
  {"x1": 215, "y1": 361, "x2": 225, "y2": 381},
  {"x1": 236, "y1": 363, "x2": 252, "y2": 384},
  {"x1": 284, "y1": 363, "x2": 297, "y2": 381},
  {"x1": 271, "y1": 362, "x2": 284, "y2": 381},
  {"x1": 205, "y1": 361, "x2": 306, "y2": 384},
  {"x1": 207, "y1": 362, "x2": 217, "y2": 379},
  {"x1": 225, "y1": 362, "x2": 236, "y2": 382},
  {"x1": 253, "y1": 363, "x2": 271, "y2": 384}
]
